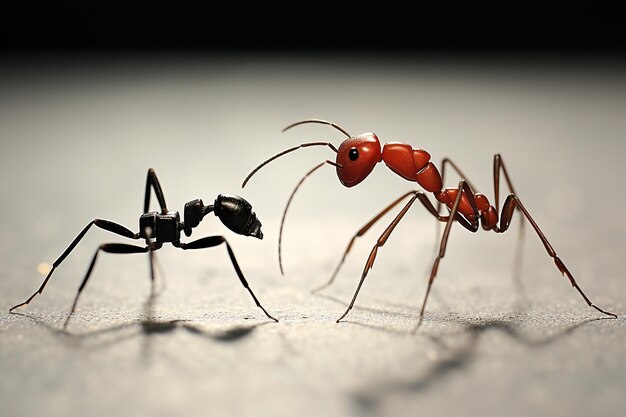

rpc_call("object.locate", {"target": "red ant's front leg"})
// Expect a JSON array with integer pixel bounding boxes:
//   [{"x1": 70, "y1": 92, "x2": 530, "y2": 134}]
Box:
[
  {"x1": 312, "y1": 191, "x2": 417, "y2": 294},
  {"x1": 335, "y1": 193, "x2": 421, "y2": 323},
  {"x1": 334, "y1": 188, "x2": 478, "y2": 324},
  {"x1": 316, "y1": 189, "x2": 477, "y2": 295}
]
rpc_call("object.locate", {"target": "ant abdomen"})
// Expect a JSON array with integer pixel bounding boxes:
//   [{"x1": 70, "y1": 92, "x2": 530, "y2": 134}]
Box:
[{"x1": 214, "y1": 194, "x2": 263, "y2": 239}]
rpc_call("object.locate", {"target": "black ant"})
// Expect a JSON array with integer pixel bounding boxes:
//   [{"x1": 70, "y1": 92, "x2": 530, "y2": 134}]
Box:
[
  {"x1": 10, "y1": 169, "x2": 277, "y2": 327},
  {"x1": 242, "y1": 119, "x2": 617, "y2": 330}
]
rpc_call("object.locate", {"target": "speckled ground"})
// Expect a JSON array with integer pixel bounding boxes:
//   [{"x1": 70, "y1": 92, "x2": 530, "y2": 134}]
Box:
[{"x1": 1, "y1": 55, "x2": 624, "y2": 417}]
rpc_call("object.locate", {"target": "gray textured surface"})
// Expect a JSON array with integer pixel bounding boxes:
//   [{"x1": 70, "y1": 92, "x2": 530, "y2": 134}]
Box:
[{"x1": 1, "y1": 56, "x2": 625, "y2": 417}]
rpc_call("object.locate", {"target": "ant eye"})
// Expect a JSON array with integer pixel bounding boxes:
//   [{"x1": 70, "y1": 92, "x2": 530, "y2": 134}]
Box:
[{"x1": 349, "y1": 147, "x2": 359, "y2": 161}]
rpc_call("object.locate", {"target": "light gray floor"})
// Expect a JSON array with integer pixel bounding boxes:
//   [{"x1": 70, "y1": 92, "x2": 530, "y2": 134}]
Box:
[{"x1": 1, "y1": 55, "x2": 625, "y2": 417}]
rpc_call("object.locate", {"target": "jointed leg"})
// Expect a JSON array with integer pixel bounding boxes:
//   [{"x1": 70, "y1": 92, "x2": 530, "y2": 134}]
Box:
[
  {"x1": 496, "y1": 194, "x2": 617, "y2": 318},
  {"x1": 313, "y1": 191, "x2": 418, "y2": 294},
  {"x1": 64, "y1": 243, "x2": 149, "y2": 328},
  {"x1": 434, "y1": 158, "x2": 478, "y2": 255},
  {"x1": 493, "y1": 154, "x2": 525, "y2": 251},
  {"x1": 178, "y1": 236, "x2": 278, "y2": 322},
  {"x1": 316, "y1": 189, "x2": 476, "y2": 295},
  {"x1": 144, "y1": 168, "x2": 168, "y2": 214},
  {"x1": 336, "y1": 193, "x2": 423, "y2": 323},
  {"x1": 143, "y1": 169, "x2": 169, "y2": 289},
  {"x1": 493, "y1": 154, "x2": 518, "y2": 213},
  {"x1": 10, "y1": 219, "x2": 139, "y2": 312},
  {"x1": 415, "y1": 181, "x2": 480, "y2": 331},
  {"x1": 439, "y1": 158, "x2": 479, "y2": 204}
]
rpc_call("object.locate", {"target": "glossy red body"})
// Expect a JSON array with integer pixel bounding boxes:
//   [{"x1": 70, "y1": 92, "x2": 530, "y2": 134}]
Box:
[
  {"x1": 335, "y1": 133, "x2": 382, "y2": 187},
  {"x1": 335, "y1": 132, "x2": 499, "y2": 228}
]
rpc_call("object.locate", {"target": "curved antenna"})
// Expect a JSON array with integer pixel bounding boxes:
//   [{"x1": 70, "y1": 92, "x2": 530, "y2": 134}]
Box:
[
  {"x1": 282, "y1": 119, "x2": 352, "y2": 138},
  {"x1": 242, "y1": 142, "x2": 338, "y2": 188},
  {"x1": 279, "y1": 160, "x2": 341, "y2": 275}
]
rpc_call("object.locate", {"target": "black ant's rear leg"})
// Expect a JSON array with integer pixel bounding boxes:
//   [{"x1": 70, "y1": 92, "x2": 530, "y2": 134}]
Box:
[
  {"x1": 64, "y1": 242, "x2": 150, "y2": 328},
  {"x1": 10, "y1": 219, "x2": 139, "y2": 312},
  {"x1": 494, "y1": 194, "x2": 617, "y2": 318},
  {"x1": 176, "y1": 236, "x2": 278, "y2": 322}
]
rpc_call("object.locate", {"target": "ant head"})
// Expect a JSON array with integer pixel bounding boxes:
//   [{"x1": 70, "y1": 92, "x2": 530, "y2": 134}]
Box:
[
  {"x1": 241, "y1": 119, "x2": 383, "y2": 190},
  {"x1": 214, "y1": 194, "x2": 263, "y2": 239},
  {"x1": 335, "y1": 133, "x2": 382, "y2": 187}
]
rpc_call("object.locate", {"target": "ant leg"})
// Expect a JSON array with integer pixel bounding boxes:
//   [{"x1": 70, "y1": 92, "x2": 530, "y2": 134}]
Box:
[
  {"x1": 439, "y1": 158, "x2": 479, "y2": 203},
  {"x1": 10, "y1": 219, "x2": 139, "y2": 312},
  {"x1": 493, "y1": 154, "x2": 525, "y2": 246},
  {"x1": 333, "y1": 189, "x2": 480, "y2": 323},
  {"x1": 314, "y1": 190, "x2": 475, "y2": 295},
  {"x1": 493, "y1": 154, "x2": 526, "y2": 290},
  {"x1": 336, "y1": 193, "x2": 423, "y2": 323},
  {"x1": 312, "y1": 191, "x2": 417, "y2": 294},
  {"x1": 434, "y1": 158, "x2": 478, "y2": 253},
  {"x1": 143, "y1": 168, "x2": 168, "y2": 214},
  {"x1": 496, "y1": 194, "x2": 617, "y2": 318},
  {"x1": 64, "y1": 243, "x2": 149, "y2": 328},
  {"x1": 148, "y1": 249, "x2": 156, "y2": 286},
  {"x1": 142, "y1": 169, "x2": 169, "y2": 287},
  {"x1": 415, "y1": 181, "x2": 480, "y2": 331},
  {"x1": 492, "y1": 154, "x2": 519, "y2": 213},
  {"x1": 178, "y1": 236, "x2": 278, "y2": 322}
]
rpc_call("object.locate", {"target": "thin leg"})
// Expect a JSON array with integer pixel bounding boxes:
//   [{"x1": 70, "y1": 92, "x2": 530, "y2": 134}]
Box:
[
  {"x1": 493, "y1": 154, "x2": 527, "y2": 301},
  {"x1": 64, "y1": 243, "x2": 149, "y2": 328},
  {"x1": 336, "y1": 193, "x2": 422, "y2": 323},
  {"x1": 144, "y1": 168, "x2": 168, "y2": 214},
  {"x1": 312, "y1": 191, "x2": 417, "y2": 293},
  {"x1": 495, "y1": 194, "x2": 617, "y2": 318},
  {"x1": 314, "y1": 189, "x2": 475, "y2": 294},
  {"x1": 143, "y1": 169, "x2": 168, "y2": 289},
  {"x1": 493, "y1": 155, "x2": 525, "y2": 243},
  {"x1": 10, "y1": 219, "x2": 139, "y2": 312},
  {"x1": 149, "y1": 249, "x2": 156, "y2": 285},
  {"x1": 434, "y1": 158, "x2": 478, "y2": 254},
  {"x1": 493, "y1": 154, "x2": 518, "y2": 214},
  {"x1": 440, "y1": 158, "x2": 479, "y2": 198},
  {"x1": 178, "y1": 236, "x2": 278, "y2": 322},
  {"x1": 415, "y1": 181, "x2": 480, "y2": 331}
]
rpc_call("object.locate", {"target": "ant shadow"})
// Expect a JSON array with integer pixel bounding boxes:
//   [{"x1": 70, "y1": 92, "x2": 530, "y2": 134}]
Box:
[
  {"x1": 10, "y1": 287, "x2": 272, "y2": 367},
  {"x1": 312, "y1": 288, "x2": 616, "y2": 410},
  {"x1": 350, "y1": 316, "x2": 614, "y2": 411}
]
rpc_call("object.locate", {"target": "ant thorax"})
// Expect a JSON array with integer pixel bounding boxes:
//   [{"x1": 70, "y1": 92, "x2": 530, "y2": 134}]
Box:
[{"x1": 139, "y1": 210, "x2": 181, "y2": 243}]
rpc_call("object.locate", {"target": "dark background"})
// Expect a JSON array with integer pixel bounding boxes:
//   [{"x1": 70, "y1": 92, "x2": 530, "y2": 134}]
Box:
[{"x1": 1, "y1": 1, "x2": 625, "y2": 53}]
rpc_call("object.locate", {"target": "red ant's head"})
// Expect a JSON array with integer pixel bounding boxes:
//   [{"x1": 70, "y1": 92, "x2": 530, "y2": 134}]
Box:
[
  {"x1": 335, "y1": 133, "x2": 382, "y2": 187},
  {"x1": 242, "y1": 120, "x2": 384, "y2": 190},
  {"x1": 240, "y1": 119, "x2": 384, "y2": 275}
]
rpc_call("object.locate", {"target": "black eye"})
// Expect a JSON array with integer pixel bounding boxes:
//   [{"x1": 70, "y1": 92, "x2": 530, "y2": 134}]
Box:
[{"x1": 348, "y1": 147, "x2": 359, "y2": 161}]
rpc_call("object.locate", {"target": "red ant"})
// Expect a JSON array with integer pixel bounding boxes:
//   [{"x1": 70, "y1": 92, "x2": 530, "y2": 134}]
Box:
[{"x1": 242, "y1": 119, "x2": 617, "y2": 329}]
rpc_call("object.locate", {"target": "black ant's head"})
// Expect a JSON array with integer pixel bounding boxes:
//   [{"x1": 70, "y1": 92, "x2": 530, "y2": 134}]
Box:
[{"x1": 214, "y1": 194, "x2": 263, "y2": 239}]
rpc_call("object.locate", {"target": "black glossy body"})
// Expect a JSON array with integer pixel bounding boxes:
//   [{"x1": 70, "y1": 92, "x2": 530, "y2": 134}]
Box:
[{"x1": 10, "y1": 169, "x2": 276, "y2": 326}]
